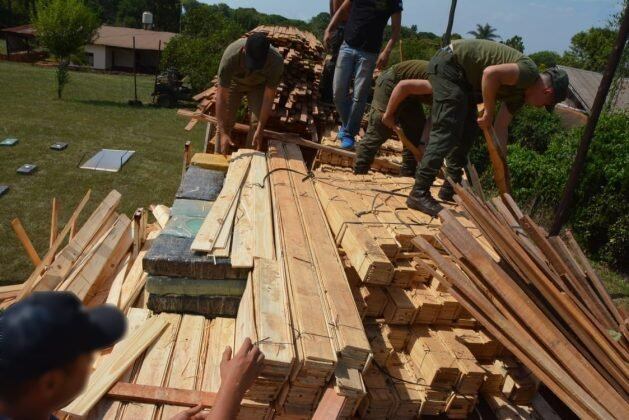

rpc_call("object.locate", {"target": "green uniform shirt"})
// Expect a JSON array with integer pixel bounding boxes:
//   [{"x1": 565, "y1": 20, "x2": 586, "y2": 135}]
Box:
[
  {"x1": 217, "y1": 38, "x2": 284, "y2": 89},
  {"x1": 452, "y1": 39, "x2": 539, "y2": 114},
  {"x1": 392, "y1": 59, "x2": 430, "y2": 83}
]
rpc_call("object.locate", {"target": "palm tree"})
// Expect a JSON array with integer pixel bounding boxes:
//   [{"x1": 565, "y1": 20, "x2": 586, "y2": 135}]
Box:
[{"x1": 468, "y1": 23, "x2": 500, "y2": 41}]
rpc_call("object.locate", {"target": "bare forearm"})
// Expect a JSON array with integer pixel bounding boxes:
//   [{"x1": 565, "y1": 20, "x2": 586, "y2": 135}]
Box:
[
  {"x1": 481, "y1": 72, "x2": 500, "y2": 117},
  {"x1": 207, "y1": 383, "x2": 244, "y2": 420},
  {"x1": 385, "y1": 84, "x2": 409, "y2": 117},
  {"x1": 326, "y1": 0, "x2": 350, "y2": 33},
  {"x1": 256, "y1": 88, "x2": 275, "y2": 132},
  {"x1": 216, "y1": 87, "x2": 230, "y2": 135}
]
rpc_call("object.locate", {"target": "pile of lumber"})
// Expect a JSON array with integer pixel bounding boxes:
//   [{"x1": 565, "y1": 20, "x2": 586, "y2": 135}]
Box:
[
  {"x1": 309, "y1": 166, "x2": 547, "y2": 419},
  {"x1": 141, "y1": 162, "x2": 252, "y2": 318},
  {"x1": 267, "y1": 141, "x2": 370, "y2": 416},
  {"x1": 1, "y1": 190, "x2": 156, "y2": 313},
  {"x1": 315, "y1": 131, "x2": 404, "y2": 175},
  {"x1": 184, "y1": 26, "x2": 331, "y2": 138},
  {"x1": 412, "y1": 183, "x2": 629, "y2": 419}
]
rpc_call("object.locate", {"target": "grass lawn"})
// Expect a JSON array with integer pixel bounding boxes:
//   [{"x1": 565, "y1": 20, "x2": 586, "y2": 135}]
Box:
[{"x1": 0, "y1": 61, "x2": 205, "y2": 285}]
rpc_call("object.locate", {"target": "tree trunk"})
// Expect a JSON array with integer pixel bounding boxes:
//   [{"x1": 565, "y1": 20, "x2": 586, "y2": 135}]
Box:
[{"x1": 442, "y1": 0, "x2": 458, "y2": 46}]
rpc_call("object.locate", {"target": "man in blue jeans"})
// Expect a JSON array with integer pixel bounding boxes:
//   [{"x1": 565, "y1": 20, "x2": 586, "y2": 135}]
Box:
[{"x1": 324, "y1": 0, "x2": 403, "y2": 149}]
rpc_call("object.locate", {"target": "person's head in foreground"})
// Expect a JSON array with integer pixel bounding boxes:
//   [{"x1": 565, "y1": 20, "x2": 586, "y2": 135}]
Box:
[
  {"x1": 524, "y1": 67, "x2": 569, "y2": 111},
  {"x1": 0, "y1": 292, "x2": 126, "y2": 420},
  {"x1": 244, "y1": 32, "x2": 271, "y2": 71}
]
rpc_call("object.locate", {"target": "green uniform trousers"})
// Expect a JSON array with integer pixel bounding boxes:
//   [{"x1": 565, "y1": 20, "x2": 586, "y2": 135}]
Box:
[
  {"x1": 354, "y1": 68, "x2": 425, "y2": 176},
  {"x1": 217, "y1": 83, "x2": 264, "y2": 148},
  {"x1": 414, "y1": 48, "x2": 479, "y2": 191}
]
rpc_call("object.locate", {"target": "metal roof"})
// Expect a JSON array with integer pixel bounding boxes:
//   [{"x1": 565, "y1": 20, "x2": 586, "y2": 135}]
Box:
[{"x1": 558, "y1": 65, "x2": 628, "y2": 113}]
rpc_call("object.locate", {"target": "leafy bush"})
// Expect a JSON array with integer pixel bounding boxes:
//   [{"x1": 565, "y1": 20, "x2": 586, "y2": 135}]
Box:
[
  {"x1": 508, "y1": 106, "x2": 562, "y2": 153},
  {"x1": 161, "y1": 6, "x2": 243, "y2": 91},
  {"x1": 502, "y1": 111, "x2": 629, "y2": 271}
]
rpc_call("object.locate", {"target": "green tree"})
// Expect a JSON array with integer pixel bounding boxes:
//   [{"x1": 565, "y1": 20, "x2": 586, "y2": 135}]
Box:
[
  {"x1": 467, "y1": 23, "x2": 500, "y2": 41},
  {"x1": 502, "y1": 35, "x2": 524, "y2": 52},
  {"x1": 529, "y1": 50, "x2": 561, "y2": 70},
  {"x1": 34, "y1": 0, "x2": 100, "y2": 98},
  {"x1": 562, "y1": 27, "x2": 616, "y2": 71}
]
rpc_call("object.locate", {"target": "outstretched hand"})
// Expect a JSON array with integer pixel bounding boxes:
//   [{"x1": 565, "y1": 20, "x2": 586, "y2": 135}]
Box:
[{"x1": 220, "y1": 337, "x2": 265, "y2": 396}]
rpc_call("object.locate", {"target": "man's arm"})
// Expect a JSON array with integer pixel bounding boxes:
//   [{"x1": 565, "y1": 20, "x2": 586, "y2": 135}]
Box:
[
  {"x1": 324, "y1": 0, "x2": 351, "y2": 46},
  {"x1": 382, "y1": 80, "x2": 432, "y2": 129},
  {"x1": 376, "y1": 12, "x2": 401, "y2": 70},
  {"x1": 252, "y1": 86, "x2": 277, "y2": 150},
  {"x1": 478, "y1": 63, "x2": 519, "y2": 129},
  {"x1": 493, "y1": 104, "x2": 513, "y2": 157},
  {"x1": 215, "y1": 85, "x2": 234, "y2": 154}
]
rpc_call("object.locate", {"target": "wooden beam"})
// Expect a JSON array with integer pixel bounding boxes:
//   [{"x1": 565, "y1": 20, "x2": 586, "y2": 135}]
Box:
[
  {"x1": 477, "y1": 105, "x2": 511, "y2": 195},
  {"x1": 177, "y1": 110, "x2": 401, "y2": 171},
  {"x1": 150, "y1": 204, "x2": 170, "y2": 229},
  {"x1": 50, "y1": 197, "x2": 59, "y2": 249},
  {"x1": 16, "y1": 190, "x2": 91, "y2": 301},
  {"x1": 11, "y1": 218, "x2": 41, "y2": 266},
  {"x1": 61, "y1": 316, "x2": 169, "y2": 417}
]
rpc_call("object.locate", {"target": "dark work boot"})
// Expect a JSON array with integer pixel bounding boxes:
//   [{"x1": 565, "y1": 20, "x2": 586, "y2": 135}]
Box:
[
  {"x1": 406, "y1": 188, "x2": 443, "y2": 217},
  {"x1": 354, "y1": 164, "x2": 370, "y2": 175},
  {"x1": 437, "y1": 181, "x2": 455, "y2": 202}
]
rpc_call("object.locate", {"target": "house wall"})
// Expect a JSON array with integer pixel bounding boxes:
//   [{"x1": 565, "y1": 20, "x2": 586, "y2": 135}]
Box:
[
  {"x1": 84, "y1": 44, "x2": 110, "y2": 70},
  {"x1": 112, "y1": 48, "x2": 135, "y2": 69}
]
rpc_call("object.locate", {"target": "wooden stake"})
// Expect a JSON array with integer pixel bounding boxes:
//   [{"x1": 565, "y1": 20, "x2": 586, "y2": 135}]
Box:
[
  {"x1": 393, "y1": 126, "x2": 423, "y2": 162},
  {"x1": 11, "y1": 218, "x2": 41, "y2": 266},
  {"x1": 50, "y1": 197, "x2": 59, "y2": 249},
  {"x1": 182, "y1": 140, "x2": 191, "y2": 180},
  {"x1": 477, "y1": 104, "x2": 511, "y2": 195}
]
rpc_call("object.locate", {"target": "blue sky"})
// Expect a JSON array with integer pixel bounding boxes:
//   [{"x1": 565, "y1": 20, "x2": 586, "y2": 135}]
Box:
[{"x1": 201, "y1": 0, "x2": 621, "y2": 53}]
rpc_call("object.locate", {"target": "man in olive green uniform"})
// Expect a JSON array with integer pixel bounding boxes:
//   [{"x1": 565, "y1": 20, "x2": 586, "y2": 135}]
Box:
[
  {"x1": 407, "y1": 39, "x2": 569, "y2": 216},
  {"x1": 354, "y1": 59, "x2": 432, "y2": 176},
  {"x1": 216, "y1": 33, "x2": 284, "y2": 153}
]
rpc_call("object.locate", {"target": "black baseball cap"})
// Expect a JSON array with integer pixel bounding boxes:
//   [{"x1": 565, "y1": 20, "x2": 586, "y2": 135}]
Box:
[
  {"x1": 0, "y1": 292, "x2": 127, "y2": 381},
  {"x1": 245, "y1": 32, "x2": 271, "y2": 71},
  {"x1": 544, "y1": 67, "x2": 569, "y2": 112}
]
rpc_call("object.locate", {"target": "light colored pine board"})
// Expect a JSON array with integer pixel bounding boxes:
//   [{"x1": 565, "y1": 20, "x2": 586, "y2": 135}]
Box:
[
  {"x1": 50, "y1": 197, "x2": 60, "y2": 249},
  {"x1": 191, "y1": 150, "x2": 253, "y2": 252},
  {"x1": 34, "y1": 190, "x2": 121, "y2": 293},
  {"x1": 62, "y1": 314, "x2": 168, "y2": 418},
  {"x1": 230, "y1": 172, "x2": 254, "y2": 268},
  {"x1": 267, "y1": 141, "x2": 336, "y2": 368},
  {"x1": 150, "y1": 204, "x2": 171, "y2": 229},
  {"x1": 283, "y1": 143, "x2": 370, "y2": 367},
  {"x1": 105, "y1": 253, "x2": 131, "y2": 307},
  {"x1": 201, "y1": 317, "x2": 236, "y2": 393},
  {"x1": 250, "y1": 152, "x2": 275, "y2": 259},
  {"x1": 161, "y1": 315, "x2": 206, "y2": 419},
  {"x1": 119, "y1": 229, "x2": 160, "y2": 312},
  {"x1": 11, "y1": 218, "x2": 41, "y2": 266},
  {"x1": 119, "y1": 313, "x2": 182, "y2": 420},
  {"x1": 61, "y1": 214, "x2": 132, "y2": 301},
  {"x1": 87, "y1": 308, "x2": 150, "y2": 420},
  {"x1": 14, "y1": 190, "x2": 91, "y2": 304}
]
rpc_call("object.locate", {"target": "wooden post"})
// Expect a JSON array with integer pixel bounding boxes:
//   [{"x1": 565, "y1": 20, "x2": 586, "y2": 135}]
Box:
[
  {"x1": 11, "y1": 218, "x2": 41, "y2": 266},
  {"x1": 133, "y1": 36, "x2": 138, "y2": 103},
  {"x1": 393, "y1": 126, "x2": 423, "y2": 162},
  {"x1": 442, "y1": 0, "x2": 458, "y2": 46},
  {"x1": 182, "y1": 141, "x2": 191, "y2": 180},
  {"x1": 50, "y1": 197, "x2": 59, "y2": 249},
  {"x1": 550, "y1": 4, "x2": 628, "y2": 235},
  {"x1": 478, "y1": 104, "x2": 511, "y2": 195}
]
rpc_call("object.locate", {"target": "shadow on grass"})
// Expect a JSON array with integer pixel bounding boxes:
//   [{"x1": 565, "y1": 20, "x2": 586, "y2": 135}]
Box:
[{"x1": 73, "y1": 99, "x2": 153, "y2": 109}]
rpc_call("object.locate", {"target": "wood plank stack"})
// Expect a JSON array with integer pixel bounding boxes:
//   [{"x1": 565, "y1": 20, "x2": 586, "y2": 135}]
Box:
[
  {"x1": 185, "y1": 26, "x2": 332, "y2": 138},
  {"x1": 309, "y1": 166, "x2": 546, "y2": 419},
  {"x1": 412, "y1": 182, "x2": 629, "y2": 419},
  {"x1": 268, "y1": 140, "x2": 371, "y2": 417},
  {"x1": 315, "y1": 131, "x2": 404, "y2": 175}
]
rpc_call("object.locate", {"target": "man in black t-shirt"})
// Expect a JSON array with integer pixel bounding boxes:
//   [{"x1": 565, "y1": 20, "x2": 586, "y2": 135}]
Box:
[{"x1": 325, "y1": 0, "x2": 403, "y2": 149}]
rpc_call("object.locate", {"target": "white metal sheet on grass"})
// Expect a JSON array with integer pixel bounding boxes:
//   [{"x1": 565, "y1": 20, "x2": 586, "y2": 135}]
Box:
[{"x1": 80, "y1": 149, "x2": 135, "y2": 172}]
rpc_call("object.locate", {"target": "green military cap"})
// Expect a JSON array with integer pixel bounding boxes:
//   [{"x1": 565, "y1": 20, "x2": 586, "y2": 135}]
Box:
[{"x1": 544, "y1": 67, "x2": 569, "y2": 112}]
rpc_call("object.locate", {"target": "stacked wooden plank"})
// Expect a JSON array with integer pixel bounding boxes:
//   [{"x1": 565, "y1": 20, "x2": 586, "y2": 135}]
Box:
[
  {"x1": 315, "y1": 131, "x2": 404, "y2": 175},
  {"x1": 1, "y1": 190, "x2": 160, "y2": 315},
  {"x1": 268, "y1": 140, "x2": 371, "y2": 417},
  {"x1": 191, "y1": 149, "x2": 274, "y2": 266},
  {"x1": 185, "y1": 26, "x2": 331, "y2": 138},
  {"x1": 309, "y1": 166, "x2": 545, "y2": 419},
  {"x1": 412, "y1": 183, "x2": 629, "y2": 419}
]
